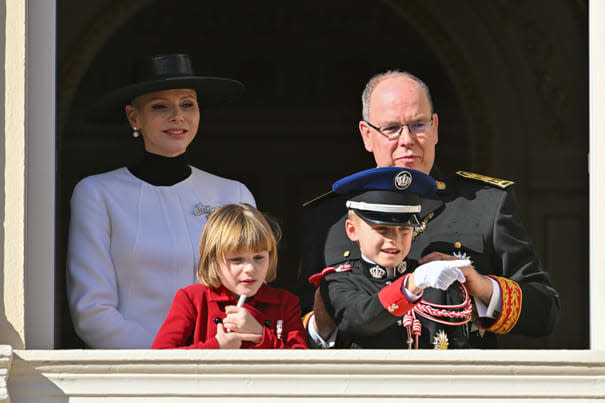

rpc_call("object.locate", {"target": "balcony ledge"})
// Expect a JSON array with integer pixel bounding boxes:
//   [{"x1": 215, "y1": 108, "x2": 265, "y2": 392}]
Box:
[{"x1": 2, "y1": 347, "x2": 604, "y2": 401}]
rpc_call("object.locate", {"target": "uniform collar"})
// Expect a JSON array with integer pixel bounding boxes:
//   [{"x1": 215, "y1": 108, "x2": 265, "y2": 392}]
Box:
[
  {"x1": 207, "y1": 284, "x2": 281, "y2": 304},
  {"x1": 359, "y1": 258, "x2": 406, "y2": 280}
]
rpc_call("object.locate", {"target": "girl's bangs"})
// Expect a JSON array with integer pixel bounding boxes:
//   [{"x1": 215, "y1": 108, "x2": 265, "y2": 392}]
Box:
[{"x1": 220, "y1": 215, "x2": 274, "y2": 256}]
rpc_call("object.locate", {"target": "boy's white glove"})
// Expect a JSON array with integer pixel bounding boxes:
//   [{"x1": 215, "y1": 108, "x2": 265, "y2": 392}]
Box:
[{"x1": 413, "y1": 260, "x2": 470, "y2": 290}]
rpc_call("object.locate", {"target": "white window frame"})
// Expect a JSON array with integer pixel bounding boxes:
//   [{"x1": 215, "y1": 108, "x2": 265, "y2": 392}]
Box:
[
  {"x1": 25, "y1": 0, "x2": 56, "y2": 349},
  {"x1": 23, "y1": 0, "x2": 605, "y2": 350}
]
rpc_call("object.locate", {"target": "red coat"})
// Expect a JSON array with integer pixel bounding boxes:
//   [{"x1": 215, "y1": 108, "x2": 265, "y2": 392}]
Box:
[{"x1": 152, "y1": 283, "x2": 308, "y2": 349}]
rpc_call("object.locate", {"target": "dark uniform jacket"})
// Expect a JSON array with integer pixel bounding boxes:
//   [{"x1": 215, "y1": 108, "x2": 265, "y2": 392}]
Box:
[
  {"x1": 298, "y1": 168, "x2": 560, "y2": 348},
  {"x1": 319, "y1": 258, "x2": 472, "y2": 349}
]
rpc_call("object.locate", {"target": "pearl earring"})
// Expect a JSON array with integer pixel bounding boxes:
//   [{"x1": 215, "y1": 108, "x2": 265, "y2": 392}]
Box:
[{"x1": 132, "y1": 127, "x2": 140, "y2": 138}]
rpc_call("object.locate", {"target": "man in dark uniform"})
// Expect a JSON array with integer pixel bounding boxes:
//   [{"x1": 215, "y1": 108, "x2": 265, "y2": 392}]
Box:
[{"x1": 299, "y1": 71, "x2": 559, "y2": 348}]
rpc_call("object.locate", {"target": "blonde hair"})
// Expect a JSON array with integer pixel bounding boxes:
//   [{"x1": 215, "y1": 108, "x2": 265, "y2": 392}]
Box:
[{"x1": 197, "y1": 203, "x2": 279, "y2": 287}]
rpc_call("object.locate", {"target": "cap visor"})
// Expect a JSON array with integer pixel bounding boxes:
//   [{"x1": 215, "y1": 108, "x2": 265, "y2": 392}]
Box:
[{"x1": 353, "y1": 209, "x2": 421, "y2": 227}]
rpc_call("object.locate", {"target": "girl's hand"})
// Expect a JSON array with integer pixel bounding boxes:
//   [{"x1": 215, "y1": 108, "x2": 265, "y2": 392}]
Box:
[
  {"x1": 215, "y1": 323, "x2": 263, "y2": 349},
  {"x1": 215, "y1": 323, "x2": 242, "y2": 349},
  {"x1": 223, "y1": 305, "x2": 263, "y2": 337}
]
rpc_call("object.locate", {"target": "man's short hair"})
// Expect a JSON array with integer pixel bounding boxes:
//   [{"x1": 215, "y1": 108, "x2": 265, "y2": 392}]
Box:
[{"x1": 361, "y1": 70, "x2": 434, "y2": 121}]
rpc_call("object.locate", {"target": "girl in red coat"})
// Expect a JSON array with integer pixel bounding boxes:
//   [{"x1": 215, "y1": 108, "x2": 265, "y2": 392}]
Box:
[{"x1": 152, "y1": 203, "x2": 308, "y2": 349}]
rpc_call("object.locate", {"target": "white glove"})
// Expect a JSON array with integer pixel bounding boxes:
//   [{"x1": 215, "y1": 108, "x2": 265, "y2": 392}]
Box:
[{"x1": 413, "y1": 260, "x2": 470, "y2": 290}]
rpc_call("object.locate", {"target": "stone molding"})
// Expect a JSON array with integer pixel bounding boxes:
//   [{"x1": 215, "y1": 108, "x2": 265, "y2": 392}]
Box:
[
  {"x1": 0, "y1": 346, "x2": 11, "y2": 403},
  {"x1": 4, "y1": 348, "x2": 605, "y2": 401}
]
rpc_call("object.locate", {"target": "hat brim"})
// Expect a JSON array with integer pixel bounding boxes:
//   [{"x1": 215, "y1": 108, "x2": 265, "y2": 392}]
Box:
[
  {"x1": 88, "y1": 76, "x2": 244, "y2": 122},
  {"x1": 353, "y1": 209, "x2": 421, "y2": 227}
]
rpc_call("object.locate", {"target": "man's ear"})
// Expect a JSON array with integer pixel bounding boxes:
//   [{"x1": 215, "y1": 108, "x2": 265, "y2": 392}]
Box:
[
  {"x1": 345, "y1": 218, "x2": 359, "y2": 242},
  {"x1": 359, "y1": 120, "x2": 374, "y2": 153},
  {"x1": 431, "y1": 112, "x2": 439, "y2": 145}
]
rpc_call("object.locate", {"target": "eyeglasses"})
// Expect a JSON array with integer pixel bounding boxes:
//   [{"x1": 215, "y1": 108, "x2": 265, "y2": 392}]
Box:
[{"x1": 364, "y1": 117, "x2": 433, "y2": 141}]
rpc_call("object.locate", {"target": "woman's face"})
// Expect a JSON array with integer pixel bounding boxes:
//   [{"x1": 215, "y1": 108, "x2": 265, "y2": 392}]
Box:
[{"x1": 125, "y1": 88, "x2": 200, "y2": 157}]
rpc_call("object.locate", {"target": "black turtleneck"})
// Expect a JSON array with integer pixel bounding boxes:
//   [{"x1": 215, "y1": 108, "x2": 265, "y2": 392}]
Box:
[{"x1": 127, "y1": 151, "x2": 192, "y2": 186}]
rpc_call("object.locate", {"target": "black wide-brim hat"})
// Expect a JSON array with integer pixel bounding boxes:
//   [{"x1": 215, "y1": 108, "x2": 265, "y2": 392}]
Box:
[{"x1": 90, "y1": 54, "x2": 244, "y2": 120}]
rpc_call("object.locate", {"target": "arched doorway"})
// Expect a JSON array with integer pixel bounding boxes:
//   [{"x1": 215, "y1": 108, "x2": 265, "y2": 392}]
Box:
[{"x1": 56, "y1": 0, "x2": 588, "y2": 349}]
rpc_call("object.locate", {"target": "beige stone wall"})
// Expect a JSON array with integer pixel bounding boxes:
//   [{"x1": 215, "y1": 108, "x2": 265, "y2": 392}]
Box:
[{"x1": 1, "y1": 0, "x2": 26, "y2": 349}]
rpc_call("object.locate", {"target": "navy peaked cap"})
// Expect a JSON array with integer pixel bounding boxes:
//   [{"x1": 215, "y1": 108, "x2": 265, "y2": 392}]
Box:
[
  {"x1": 333, "y1": 167, "x2": 436, "y2": 196},
  {"x1": 332, "y1": 167, "x2": 437, "y2": 226}
]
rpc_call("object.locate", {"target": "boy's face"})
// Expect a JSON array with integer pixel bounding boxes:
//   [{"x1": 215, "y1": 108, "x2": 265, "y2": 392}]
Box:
[{"x1": 345, "y1": 212, "x2": 413, "y2": 268}]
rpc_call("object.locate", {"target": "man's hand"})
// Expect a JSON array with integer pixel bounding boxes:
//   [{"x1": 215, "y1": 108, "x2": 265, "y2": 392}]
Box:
[
  {"x1": 408, "y1": 259, "x2": 469, "y2": 293},
  {"x1": 419, "y1": 252, "x2": 493, "y2": 303},
  {"x1": 312, "y1": 287, "x2": 336, "y2": 340}
]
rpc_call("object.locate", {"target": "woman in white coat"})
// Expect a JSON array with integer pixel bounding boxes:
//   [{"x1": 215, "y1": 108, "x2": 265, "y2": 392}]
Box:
[{"x1": 67, "y1": 54, "x2": 255, "y2": 348}]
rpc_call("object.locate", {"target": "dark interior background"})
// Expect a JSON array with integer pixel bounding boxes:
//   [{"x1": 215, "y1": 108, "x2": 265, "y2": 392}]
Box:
[{"x1": 56, "y1": 0, "x2": 588, "y2": 349}]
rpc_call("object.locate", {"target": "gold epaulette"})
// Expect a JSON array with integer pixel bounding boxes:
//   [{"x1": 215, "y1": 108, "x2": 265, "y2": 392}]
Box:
[
  {"x1": 302, "y1": 190, "x2": 333, "y2": 207},
  {"x1": 456, "y1": 171, "x2": 515, "y2": 189},
  {"x1": 485, "y1": 276, "x2": 522, "y2": 334}
]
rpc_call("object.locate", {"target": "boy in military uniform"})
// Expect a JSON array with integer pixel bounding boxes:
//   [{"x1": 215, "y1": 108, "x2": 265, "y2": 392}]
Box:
[{"x1": 308, "y1": 167, "x2": 472, "y2": 349}]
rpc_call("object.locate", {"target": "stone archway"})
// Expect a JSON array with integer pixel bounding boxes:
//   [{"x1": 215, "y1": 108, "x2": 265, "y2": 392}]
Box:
[{"x1": 56, "y1": 0, "x2": 588, "y2": 349}]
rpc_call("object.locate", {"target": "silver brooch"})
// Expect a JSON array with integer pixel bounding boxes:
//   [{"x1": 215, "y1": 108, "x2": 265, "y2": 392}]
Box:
[
  {"x1": 193, "y1": 203, "x2": 216, "y2": 217},
  {"x1": 369, "y1": 265, "x2": 386, "y2": 279}
]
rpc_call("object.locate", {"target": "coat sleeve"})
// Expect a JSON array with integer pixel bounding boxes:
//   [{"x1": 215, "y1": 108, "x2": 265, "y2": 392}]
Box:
[
  {"x1": 320, "y1": 271, "x2": 416, "y2": 337},
  {"x1": 67, "y1": 178, "x2": 154, "y2": 348},
  {"x1": 251, "y1": 292, "x2": 308, "y2": 349},
  {"x1": 151, "y1": 288, "x2": 219, "y2": 349},
  {"x1": 483, "y1": 189, "x2": 560, "y2": 336}
]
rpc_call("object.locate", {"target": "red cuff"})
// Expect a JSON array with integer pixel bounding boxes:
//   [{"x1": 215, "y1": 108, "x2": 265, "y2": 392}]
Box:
[{"x1": 377, "y1": 274, "x2": 415, "y2": 316}]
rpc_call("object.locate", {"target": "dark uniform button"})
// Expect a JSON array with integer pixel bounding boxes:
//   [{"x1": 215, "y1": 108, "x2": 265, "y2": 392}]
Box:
[
  {"x1": 264, "y1": 320, "x2": 272, "y2": 327},
  {"x1": 214, "y1": 317, "x2": 223, "y2": 324}
]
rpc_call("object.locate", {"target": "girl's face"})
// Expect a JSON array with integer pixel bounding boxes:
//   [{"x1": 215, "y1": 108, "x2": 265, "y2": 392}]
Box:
[
  {"x1": 125, "y1": 88, "x2": 200, "y2": 157},
  {"x1": 218, "y1": 250, "x2": 270, "y2": 297}
]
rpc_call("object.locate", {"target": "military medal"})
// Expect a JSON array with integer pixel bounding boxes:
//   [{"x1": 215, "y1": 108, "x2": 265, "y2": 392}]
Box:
[
  {"x1": 369, "y1": 265, "x2": 386, "y2": 279},
  {"x1": 193, "y1": 203, "x2": 216, "y2": 217},
  {"x1": 432, "y1": 330, "x2": 449, "y2": 350},
  {"x1": 452, "y1": 241, "x2": 472, "y2": 262},
  {"x1": 453, "y1": 250, "x2": 471, "y2": 261}
]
